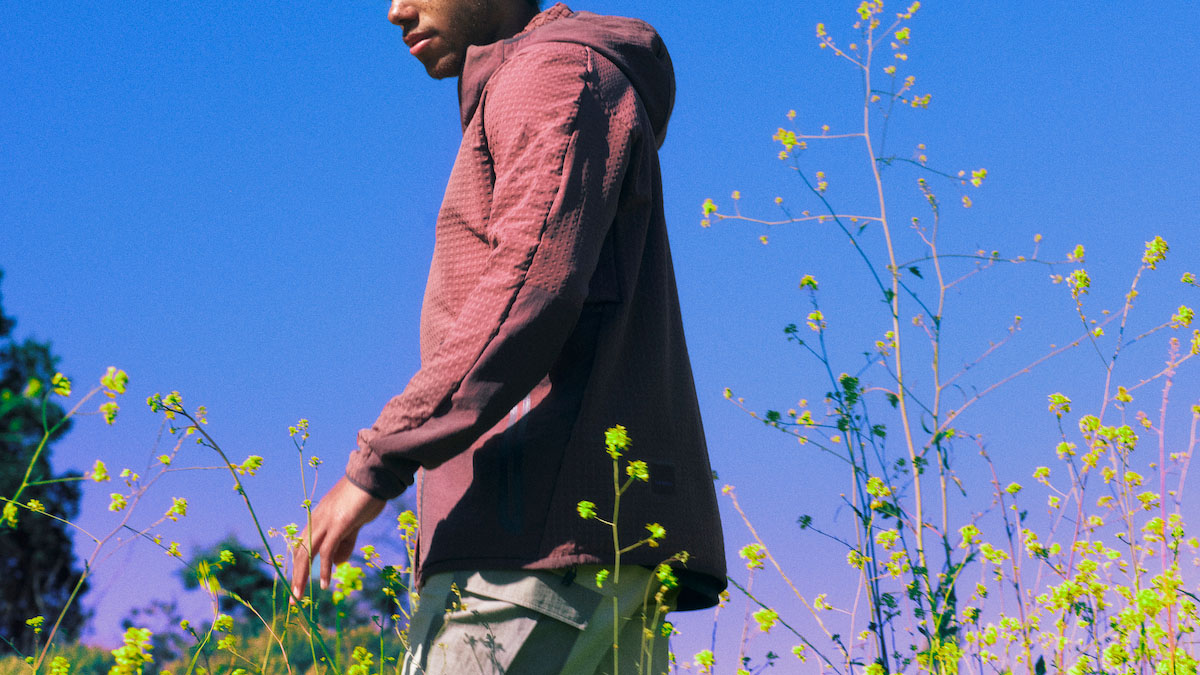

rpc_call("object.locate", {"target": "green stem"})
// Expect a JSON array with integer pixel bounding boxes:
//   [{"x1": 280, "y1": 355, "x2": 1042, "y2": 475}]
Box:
[
  {"x1": 611, "y1": 453, "x2": 621, "y2": 675},
  {"x1": 725, "y1": 576, "x2": 843, "y2": 674},
  {"x1": 171, "y1": 404, "x2": 341, "y2": 674}
]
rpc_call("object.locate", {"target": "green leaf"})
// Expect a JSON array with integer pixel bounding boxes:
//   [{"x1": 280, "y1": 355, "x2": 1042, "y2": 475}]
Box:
[{"x1": 874, "y1": 501, "x2": 901, "y2": 519}]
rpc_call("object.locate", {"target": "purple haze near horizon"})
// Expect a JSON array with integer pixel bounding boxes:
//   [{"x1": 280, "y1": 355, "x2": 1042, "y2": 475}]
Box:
[{"x1": 3, "y1": 0, "x2": 1199, "y2": 667}]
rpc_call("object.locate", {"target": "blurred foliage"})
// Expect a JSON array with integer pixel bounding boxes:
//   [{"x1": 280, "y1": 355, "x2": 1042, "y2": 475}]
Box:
[
  {"x1": 0, "y1": 269, "x2": 89, "y2": 655},
  {"x1": 0, "y1": 642, "x2": 112, "y2": 675}
]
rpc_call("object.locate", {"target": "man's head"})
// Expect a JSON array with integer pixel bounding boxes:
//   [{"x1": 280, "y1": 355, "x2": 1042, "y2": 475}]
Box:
[{"x1": 389, "y1": 0, "x2": 541, "y2": 79}]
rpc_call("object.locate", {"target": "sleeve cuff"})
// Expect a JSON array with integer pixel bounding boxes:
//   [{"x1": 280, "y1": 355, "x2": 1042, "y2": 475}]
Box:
[{"x1": 344, "y1": 438, "x2": 417, "y2": 502}]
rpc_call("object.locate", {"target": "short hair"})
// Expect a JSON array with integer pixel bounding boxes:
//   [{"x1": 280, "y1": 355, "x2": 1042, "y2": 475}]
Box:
[{"x1": 527, "y1": 0, "x2": 541, "y2": 7}]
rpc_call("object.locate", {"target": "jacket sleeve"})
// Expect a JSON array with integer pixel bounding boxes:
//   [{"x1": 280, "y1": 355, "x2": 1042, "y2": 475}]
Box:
[{"x1": 345, "y1": 43, "x2": 632, "y2": 500}]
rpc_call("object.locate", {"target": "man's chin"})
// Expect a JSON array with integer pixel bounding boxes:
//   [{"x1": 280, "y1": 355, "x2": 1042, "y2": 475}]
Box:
[{"x1": 421, "y1": 53, "x2": 465, "y2": 80}]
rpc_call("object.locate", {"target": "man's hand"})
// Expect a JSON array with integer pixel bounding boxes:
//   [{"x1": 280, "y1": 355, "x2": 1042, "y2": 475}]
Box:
[{"x1": 290, "y1": 476, "x2": 386, "y2": 603}]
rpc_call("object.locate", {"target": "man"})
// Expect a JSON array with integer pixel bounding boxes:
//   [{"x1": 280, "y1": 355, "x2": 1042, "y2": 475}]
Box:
[{"x1": 291, "y1": 1, "x2": 725, "y2": 672}]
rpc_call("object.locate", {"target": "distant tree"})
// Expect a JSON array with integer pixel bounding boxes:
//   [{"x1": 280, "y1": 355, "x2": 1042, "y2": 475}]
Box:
[
  {"x1": 180, "y1": 533, "x2": 403, "y2": 634},
  {"x1": 121, "y1": 599, "x2": 190, "y2": 673},
  {"x1": 179, "y1": 535, "x2": 282, "y2": 620},
  {"x1": 0, "y1": 269, "x2": 90, "y2": 655}
]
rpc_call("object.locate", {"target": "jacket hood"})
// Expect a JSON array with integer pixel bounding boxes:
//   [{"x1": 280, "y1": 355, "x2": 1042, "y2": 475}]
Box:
[{"x1": 459, "y1": 4, "x2": 675, "y2": 147}]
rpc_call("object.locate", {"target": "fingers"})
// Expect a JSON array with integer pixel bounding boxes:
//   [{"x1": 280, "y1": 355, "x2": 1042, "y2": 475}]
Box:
[
  {"x1": 333, "y1": 533, "x2": 358, "y2": 563},
  {"x1": 320, "y1": 536, "x2": 335, "y2": 592},
  {"x1": 319, "y1": 525, "x2": 360, "y2": 591},
  {"x1": 290, "y1": 476, "x2": 388, "y2": 602},
  {"x1": 290, "y1": 526, "x2": 318, "y2": 603}
]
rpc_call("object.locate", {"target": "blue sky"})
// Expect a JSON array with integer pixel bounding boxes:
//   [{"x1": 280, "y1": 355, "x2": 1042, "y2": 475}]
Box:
[{"x1": 3, "y1": 0, "x2": 1200, "y2": 666}]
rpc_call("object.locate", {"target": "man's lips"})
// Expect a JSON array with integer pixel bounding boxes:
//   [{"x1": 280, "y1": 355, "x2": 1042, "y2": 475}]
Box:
[{"x1": 405, "y1": 32, "x2": 435, "y2": 57}]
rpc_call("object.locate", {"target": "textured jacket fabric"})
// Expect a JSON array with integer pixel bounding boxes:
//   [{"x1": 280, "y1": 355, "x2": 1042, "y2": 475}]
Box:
[{"x1": 345, "y1": 3, "x2": 726, "y2": 610}]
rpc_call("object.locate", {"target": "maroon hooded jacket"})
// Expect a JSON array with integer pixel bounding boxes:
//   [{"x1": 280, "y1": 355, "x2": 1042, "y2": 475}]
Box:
[{"x1": 346, "y1": 4, "x2": 726, "y2": 610}]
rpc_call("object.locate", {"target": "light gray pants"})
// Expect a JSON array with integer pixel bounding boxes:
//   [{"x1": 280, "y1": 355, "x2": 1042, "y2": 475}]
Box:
[{"x1": 400, "y1": 565, "x2": 676, "y2": 675}]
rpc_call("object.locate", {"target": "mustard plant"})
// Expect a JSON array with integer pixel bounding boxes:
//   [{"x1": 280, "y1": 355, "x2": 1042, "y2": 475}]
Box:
[
  {"x1": 2, "y1": 378, "x2": 418, "y2": 675},
  {"x1": 700, "y1": 2, "x2": 1199, "y2": 673},
  {"x1": 576, "y1": 425, "x2": 687, "y2": 675}
]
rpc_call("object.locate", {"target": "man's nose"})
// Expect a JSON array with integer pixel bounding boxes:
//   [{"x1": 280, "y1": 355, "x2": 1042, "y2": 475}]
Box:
[{"x1": 388, "y1": 1, "x2": 417, "y2": 27}]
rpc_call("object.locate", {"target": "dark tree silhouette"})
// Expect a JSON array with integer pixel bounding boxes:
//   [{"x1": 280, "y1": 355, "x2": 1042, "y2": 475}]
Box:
[
  {"x1": 179, "y1": 535, "x2": 282, "y2": 620},
  {"x1": 180, "y1": 533, "x2": 403, "y2": 630},
  {"x1": 0, "y1": 270, "x2": 89, "y2": 655}
]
